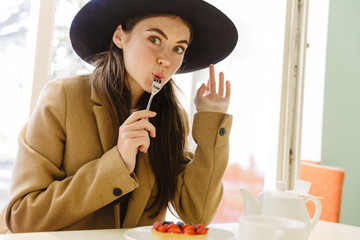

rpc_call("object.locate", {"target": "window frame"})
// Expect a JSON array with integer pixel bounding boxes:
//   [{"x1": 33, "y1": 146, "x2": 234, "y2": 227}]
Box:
[
  {"x1": 277, "y1": 0, "x2": 310, "y2": 189},
  {"x1": 30, "y1": 0, "x2": 57, "y2": 114}
]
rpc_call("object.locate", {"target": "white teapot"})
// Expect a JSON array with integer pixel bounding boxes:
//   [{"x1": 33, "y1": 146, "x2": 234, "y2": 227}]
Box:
[{"x1": 240, "y1": 181, "x2": 321, "y2": 236}]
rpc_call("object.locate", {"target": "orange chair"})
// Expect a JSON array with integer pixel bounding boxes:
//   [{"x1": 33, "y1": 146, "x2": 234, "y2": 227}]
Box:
[{"x1": 300, "y1": 161, "x2": 345, "y2": 222}]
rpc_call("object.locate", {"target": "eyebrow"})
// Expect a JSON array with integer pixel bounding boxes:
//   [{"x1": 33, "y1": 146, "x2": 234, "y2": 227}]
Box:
[{"x1": 146, "y1": 28, "x2": 189, "y2": 46}]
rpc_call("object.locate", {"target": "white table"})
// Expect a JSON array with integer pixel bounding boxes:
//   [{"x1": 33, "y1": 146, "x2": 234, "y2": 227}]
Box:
[{"x1": 1, "y1": 220, "x2": 359, "y2": 239}]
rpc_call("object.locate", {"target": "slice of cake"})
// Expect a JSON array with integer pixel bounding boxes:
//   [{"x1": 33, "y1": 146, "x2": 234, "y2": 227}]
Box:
[{"x1": 150, "y1": 221, "x2": 209, "y2": 240}]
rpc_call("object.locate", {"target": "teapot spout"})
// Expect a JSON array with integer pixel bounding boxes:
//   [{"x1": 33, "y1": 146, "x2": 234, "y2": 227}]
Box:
[{"x1": 240, "y1": 188, "x2": 262, "y2": 215}]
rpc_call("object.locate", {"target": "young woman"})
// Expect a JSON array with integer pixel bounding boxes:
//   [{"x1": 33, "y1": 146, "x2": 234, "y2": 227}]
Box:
[{"x1": 0, "y1": 0, "x2": 238, "y2": 233}]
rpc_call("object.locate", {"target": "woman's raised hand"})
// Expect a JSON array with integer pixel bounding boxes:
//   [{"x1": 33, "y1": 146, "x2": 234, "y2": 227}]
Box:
[
  {"x1": 117, "y1": 110, "x2": 156, "y2": 174},
  {"x1": 194, "y1": 65, "x2": 231, "y2": 113}
]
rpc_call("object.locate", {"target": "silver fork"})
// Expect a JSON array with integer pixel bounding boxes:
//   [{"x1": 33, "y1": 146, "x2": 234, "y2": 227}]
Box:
[{"x1": 146, "y1": 79, "x2": 162, "y2": 110}]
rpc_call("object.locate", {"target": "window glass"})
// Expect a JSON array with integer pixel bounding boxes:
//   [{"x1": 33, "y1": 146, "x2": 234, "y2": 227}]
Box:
[
  {"x1": 0, "y1": 0, "x2": 32, "y2": 163},
  {"x1": 0, "y1": 0, "x2": 33, "y2": 208},
  {"x1": 196, "y1": 0, "x2": 286, "y2": 223},
  {"x1": 301, "y1": 0, "x2": 329, "y2": 162},
  {"x1": 51, "y1": 0, "x2": 92, "y2": 79}
]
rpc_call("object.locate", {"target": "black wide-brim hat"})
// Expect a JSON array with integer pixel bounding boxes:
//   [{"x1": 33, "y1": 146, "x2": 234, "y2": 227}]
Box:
[{"x1": 70, "y1": 0, "x2": 238, "y2": 73}]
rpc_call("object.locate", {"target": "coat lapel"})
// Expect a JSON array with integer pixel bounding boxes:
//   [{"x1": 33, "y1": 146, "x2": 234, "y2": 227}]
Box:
[
  {"x1": 122, "y1": 152, "x2": 155, "y2": 227},
  {"x1": 91, "y1": 85, "x2": 155, "y2": 227},
  {"x1": 91, "y1": 86, "x2": 116, "y2": 153}
]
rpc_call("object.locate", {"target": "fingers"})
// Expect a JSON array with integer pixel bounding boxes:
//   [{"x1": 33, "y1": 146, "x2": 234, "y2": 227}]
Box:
[
  {"x1": 225, "y1": 80, "x2": 231, "y2": 100},
  {"x1": 124, "y1": 110, "x2": 157, "y2": 125},
  {"x1": 218, "y1": 72, "x2": 225, "y2": 96},
  {"x1": 123, "y1": 110, "x2": 156, "y2": 136},
  {"x1": 196, "y1": 83, "x2": 207, "y2": 97},
  {"x1": 121, "y1": 128, "x2": 152, "y2": 140},
  {"x1": 127, "y1": 134, "x2": 150, "y2": 153},
  {"x1": 209, "y1": 65, "x2": 216, "y2": 93},
  {"x1": 117, "y1": 110, "x2": 157, "y2": 173},
  {"x1": 121, "y1": 117, "x2": 156, "y2": 138},
  {"x1": 118, "y1": 110, "x2": 157, "y2": 154},
  {"x1": 206, "y1": 65, "x2": 228, "y2": 97}
]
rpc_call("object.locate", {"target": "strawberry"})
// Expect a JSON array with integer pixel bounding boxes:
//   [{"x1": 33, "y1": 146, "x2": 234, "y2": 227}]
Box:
[
  {"x1": 168, "y1": 227, "x2": 181, "y2": 233},
  {"x1": 156, "y1": 225, "x2": 166, "y2": 232},
  {"x1": 162, "y1": 224, "x2": 170, "y2": 231},
  {"x1": 154, "y1": 221, "x2": 208, "y2": 235},
  {"x1": 153, "y1": 221, "x2": 162, "y2": 230},
  {"x1": 181, "y1": 224, "x2": 194, "y2": 231},
  {"x1": 196, "y1": 226, "x2": 209, "y2": 234},
  {"x1": 196, "y1": 224, "x2": 204, "y2": 229},
  {"x1": 183, "y1": 228, "x2": 196, "y2": 235},
  {"x1": 167, "y1": 223, "x2": 181, "y2": 233}
]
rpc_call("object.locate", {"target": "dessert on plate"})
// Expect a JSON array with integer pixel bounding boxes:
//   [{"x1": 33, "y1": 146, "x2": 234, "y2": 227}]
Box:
[{"x1": 151, "y1": 221, "x2": 209, "y2": 240}]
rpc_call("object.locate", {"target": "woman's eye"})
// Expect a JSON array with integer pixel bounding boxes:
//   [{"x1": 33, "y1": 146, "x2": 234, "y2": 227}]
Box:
[
  {"x1": 149, "y1": 36, "x2": 161, "y2": 45},
  {"x1": 174, "y1": 46, "x2": 185, "y2": 54}
]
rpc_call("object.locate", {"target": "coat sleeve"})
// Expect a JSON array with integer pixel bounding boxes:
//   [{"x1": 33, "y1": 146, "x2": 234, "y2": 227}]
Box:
[
  {"x1": 4, "y1": 80, "x2": 138, "y2": 232},
  {"x1": 172, "y1": 111, "x2": 233, "y2": 226}
]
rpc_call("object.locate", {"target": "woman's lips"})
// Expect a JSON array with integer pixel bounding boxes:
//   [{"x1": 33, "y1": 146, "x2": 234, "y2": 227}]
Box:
[{"x1": 152, "y1": 72, "x2": 165, "y2": 80}]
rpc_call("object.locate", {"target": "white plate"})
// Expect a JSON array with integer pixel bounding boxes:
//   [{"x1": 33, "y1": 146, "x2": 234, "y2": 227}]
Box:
[{"x1": 124, "y1": 226, "x2": 236, "y2": 240}]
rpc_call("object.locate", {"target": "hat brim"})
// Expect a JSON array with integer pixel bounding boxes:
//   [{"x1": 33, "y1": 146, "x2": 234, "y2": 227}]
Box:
[{"x1": 70, "y1": 0, "x2": 238, "y2": 73}]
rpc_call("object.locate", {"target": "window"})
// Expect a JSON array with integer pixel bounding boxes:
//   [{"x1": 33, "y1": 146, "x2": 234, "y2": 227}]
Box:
[
  {"x1": 51, "y1": 0, "x2": 92, "y2": 79},
  {"x1": 1, "y1": 0, "x2": 328, "y2": 224},
  {"x1": 0, "y1": 0, "x2": 33, "y2": 208}
]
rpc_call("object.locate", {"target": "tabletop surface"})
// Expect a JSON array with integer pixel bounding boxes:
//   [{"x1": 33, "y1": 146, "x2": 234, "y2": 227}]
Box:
[{"x1": 1, "y1": 220, "x2": 360, "y2": 240}]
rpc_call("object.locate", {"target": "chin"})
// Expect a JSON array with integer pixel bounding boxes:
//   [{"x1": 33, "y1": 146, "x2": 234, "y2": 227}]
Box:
[
  {"x1": 144, "y1": 87, "x2": 152, "y2": 94},
  {"x1": 145, "y1": 85, "x2": 152, "y2": 93}
]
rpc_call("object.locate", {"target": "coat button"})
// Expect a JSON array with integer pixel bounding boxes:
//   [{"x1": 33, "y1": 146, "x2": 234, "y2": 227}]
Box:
[
  {"x1": 113, "y1": 188, "x2": 122, "y2": 196},
  {"x1": 219, "y1": 128, "x2": 226, "y2": 136}
]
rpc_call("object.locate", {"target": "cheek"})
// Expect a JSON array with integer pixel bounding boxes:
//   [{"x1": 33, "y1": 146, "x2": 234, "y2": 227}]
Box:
[
  {"x1": 124, "y1": 42, "x2": 155, "y2": 68},
  {"x1": 124, "y1": 50, "x2": 144, "y2": 67},
  {"x1": 171, "y1": 56, "x2": 185, "y2": 73}
]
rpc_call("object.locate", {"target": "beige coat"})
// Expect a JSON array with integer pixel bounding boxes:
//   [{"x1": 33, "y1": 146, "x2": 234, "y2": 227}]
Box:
[{"x1": 0, "y1": 76, "x2": 232, "y2": 233}]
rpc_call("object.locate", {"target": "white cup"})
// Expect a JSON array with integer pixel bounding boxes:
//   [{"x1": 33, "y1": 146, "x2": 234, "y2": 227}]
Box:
[{"x1": 239, "y1": 215, "x2": 308, "y2": 240}]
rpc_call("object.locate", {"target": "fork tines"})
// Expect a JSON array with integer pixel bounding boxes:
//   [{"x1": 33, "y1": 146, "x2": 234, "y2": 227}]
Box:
[
  {"x1": 146, "y1": 79, "x2": 162, "y2": 110},
  {"x1": 152, "y1": 79, "x2": 161, "y2": 91}
]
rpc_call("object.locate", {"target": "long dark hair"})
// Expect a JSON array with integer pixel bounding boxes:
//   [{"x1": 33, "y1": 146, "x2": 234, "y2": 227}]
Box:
[{"x1": 90, "y1": 15, "x2": 191, "y2": 217}]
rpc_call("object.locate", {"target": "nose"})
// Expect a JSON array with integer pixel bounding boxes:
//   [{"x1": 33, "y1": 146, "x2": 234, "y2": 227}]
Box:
[{"x1": 157, "y1": 55, "x2": 171, "y2": 67}]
